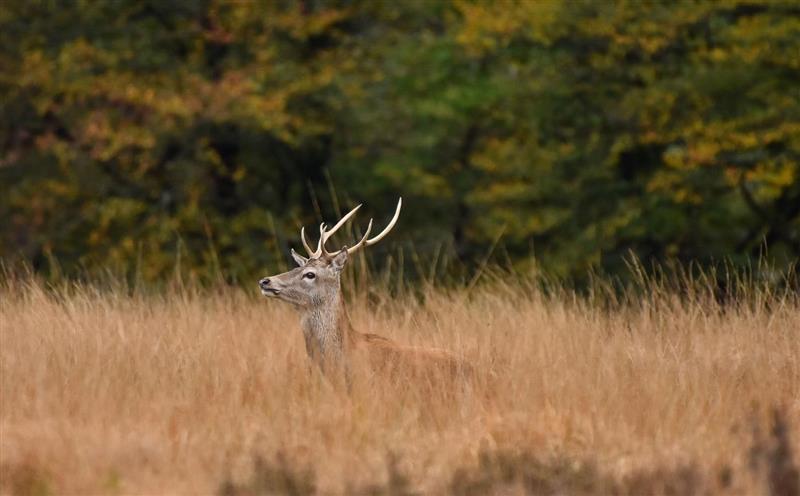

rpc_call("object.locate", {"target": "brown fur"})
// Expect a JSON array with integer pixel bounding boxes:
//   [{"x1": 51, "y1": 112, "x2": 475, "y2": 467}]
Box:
[{"x1": 259, "y1": 251, "x2": 474, "y2": 389}]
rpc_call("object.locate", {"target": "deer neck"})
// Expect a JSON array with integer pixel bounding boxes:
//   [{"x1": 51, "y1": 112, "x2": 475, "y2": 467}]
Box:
[{"x1": 300, "y1": 292, "x2": 354, "y2": 366}]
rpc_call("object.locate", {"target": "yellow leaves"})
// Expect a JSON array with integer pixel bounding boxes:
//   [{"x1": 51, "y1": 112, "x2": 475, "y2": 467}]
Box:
[
  {"x1": 723, "y1": 166, "x2": 743, "y2": 186},
  {"x1": 454, "y1": 0, "x2": 558, "y2": 55},
  {"x1": 204, "y1": 70, "x2": 266, "y2": 122},
  {"x1": 473, "y1": 180, "x2": 530, "y2": 203},
  {"x1": 633, "y1": 90, "x2": 677, "y2": 137},
  {"x1": 750, "y1": 161, "x2": 797, "y2": 189},
  {"x1": 709, "y1": 48, "x2": 729, "y2": 62},
  {"x1": 727, "y1": 12, "x2": 800, "y2": 64},
  {"x1": 87, "y1": 198, "x2": 148, "y2": 248},
  {"x1": 688, "y1": 6, "x2": 800, "y2": 68},
  {"x1": 18, "y1": 50, "x2": 49, "y2": 89},
  {"x1": 662, "y1": 146, "x2": 686, "y2": 170},
  {"x1": 580, "y1": 4, "x2": 681, "y2": 59},
  {"x1": 455, "y1": 1, "x2": 522, "y2": 55},
  {"x1": 687, "y1": 142, "x2": 721, "y2": 166},
  {"x1": 673, "y1": 188, "x2": 703, "y2": 205},
  {"x1": 188, "y1": 58, "x2": 335, "y2": 141},
  {"x1": 599, "y1": 204, "x2": 639, "y2": 239},
  {"x1": 645, "y1": 170, "x2": 703, "y2": 205},
  {"x1": 78, "y1": 110, "x2": 156, "y2": 162},
  {"x1": 472, "y1": 131, "x2": 559, "y2": 179},
  {"x1": 609, "y1": 22, "x2": 670, "y2": 56},
  {"x1": 56, "y1": 37, "x2": 112, "y2": 71},
  {"x1": 380, "y1": 163, "x2": 450, "y2": 198},
  {"x1": 645, "y1": 170, "x2": 679, "y2": 193},
  {"x1": 472, "y1": 136, "x2": 517, "y2": 173},
  {"x1": 232, "y1": 167, "x2": 246, "y2": 182},
  {"x1": 273, "y1": 5, "x2": 353, "y2": 41}
]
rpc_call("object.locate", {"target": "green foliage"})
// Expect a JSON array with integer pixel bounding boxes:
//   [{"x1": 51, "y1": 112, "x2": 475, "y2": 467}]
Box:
[{"x1": 1, "y1": 0, "x2": 798, "y2": 283}]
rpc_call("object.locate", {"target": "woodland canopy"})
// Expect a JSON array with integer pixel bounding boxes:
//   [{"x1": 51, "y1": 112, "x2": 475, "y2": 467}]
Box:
[{"x1": 1, "y1": 0, "x2": 799, "y2": 284}]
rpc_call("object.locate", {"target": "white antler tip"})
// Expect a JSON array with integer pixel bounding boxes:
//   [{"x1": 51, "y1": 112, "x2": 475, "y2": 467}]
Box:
[{"x1": 297, "y1": 198, "x2": 402, "y2": 259}]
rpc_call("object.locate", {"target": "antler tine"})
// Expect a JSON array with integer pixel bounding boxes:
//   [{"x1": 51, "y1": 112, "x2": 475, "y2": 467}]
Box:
[
  {"x1": 363, "y1": 197, "x2": 402, "y2": 248},
  {"x1": 300, "y1": 226, "x2": 315, "y2": 257},
  {"x1": 320, "y1": 204, "x2": 361, "y2": 247},
  {"x1": 336, "y1": 198, "x2": 402, "y2": 257},
  {"x1": 298, "y1": 199, "x2": 400, "y2": 259},
  {"x1": 345, "y1": 219, "x2": 373, "y2": 255},
  {"x1": 300, "y1": 222, "x2": 330, "y2": 258},
  {"x1": 308, "y1": 204, "x2": 362, "y2": 258},
  {"x1": 317, "y1": 223, "x2": 327, "y2": 256}
]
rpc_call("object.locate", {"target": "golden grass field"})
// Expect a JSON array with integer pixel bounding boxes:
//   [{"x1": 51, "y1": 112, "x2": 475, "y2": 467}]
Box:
[{"x1": 1, "y1": 272, "x2": 798, "y2": 495}]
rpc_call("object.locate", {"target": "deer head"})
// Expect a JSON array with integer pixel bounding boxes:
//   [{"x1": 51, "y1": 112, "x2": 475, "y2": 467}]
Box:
[{"x1": 258, "y1": 198, "x2": 402, "y2": 310}]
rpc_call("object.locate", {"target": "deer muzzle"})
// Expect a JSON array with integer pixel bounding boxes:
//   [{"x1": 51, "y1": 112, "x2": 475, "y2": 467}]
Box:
[{"x1": 258, "y1": 277, "x2": 281, "y2": 296}]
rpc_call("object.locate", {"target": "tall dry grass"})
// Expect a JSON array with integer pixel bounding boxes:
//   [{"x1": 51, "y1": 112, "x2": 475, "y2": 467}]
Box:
[{"x1": 1, "y1": 270, "x2": 798, "y2": 494}]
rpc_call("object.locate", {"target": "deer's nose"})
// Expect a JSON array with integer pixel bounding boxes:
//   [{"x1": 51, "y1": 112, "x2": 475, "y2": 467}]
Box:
[{"x1": 259, "y1": 278, "x2": 270, "y2": 289}]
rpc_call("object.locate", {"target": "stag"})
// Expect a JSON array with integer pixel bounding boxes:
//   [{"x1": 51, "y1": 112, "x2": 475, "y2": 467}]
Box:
[{"x1": 258, "y1": 199, "x2": 470, "y2": 385}]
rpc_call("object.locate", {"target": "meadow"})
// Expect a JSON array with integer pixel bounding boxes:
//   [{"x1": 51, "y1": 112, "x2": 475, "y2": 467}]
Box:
[{"x1": 1, "y1": 269, "x2": 798, "y2": 495}]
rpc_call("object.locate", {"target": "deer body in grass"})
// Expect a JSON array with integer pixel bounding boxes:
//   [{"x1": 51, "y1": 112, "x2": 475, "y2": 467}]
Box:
[{"x1": 258, "y1": 199, "x2": 470, "y2": 385}]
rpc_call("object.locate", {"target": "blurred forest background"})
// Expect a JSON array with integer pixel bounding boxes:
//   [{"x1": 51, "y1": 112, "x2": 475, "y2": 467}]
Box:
[{"x1": 1, "y1": 0, "x2": 799, "y2": 285}]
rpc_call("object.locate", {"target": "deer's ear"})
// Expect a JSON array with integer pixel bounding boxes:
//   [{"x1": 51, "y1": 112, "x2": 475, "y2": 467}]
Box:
[
  {"x1": 290, "y1": 249, "x2": 308, "y2": 267},
  {"x1": 331, "y1": 249, "x2": 348, "y2": 273}
]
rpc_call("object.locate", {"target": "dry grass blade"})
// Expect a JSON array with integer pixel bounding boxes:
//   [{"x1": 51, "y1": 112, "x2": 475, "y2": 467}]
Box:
[{"x1": 0, "y1": 274, "x2": 798, "y2": 494}]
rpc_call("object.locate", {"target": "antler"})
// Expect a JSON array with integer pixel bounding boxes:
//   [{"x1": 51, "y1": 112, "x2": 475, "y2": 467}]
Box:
[{"x1": 298, "y1": 198, "x2": 402, "y2": 258}]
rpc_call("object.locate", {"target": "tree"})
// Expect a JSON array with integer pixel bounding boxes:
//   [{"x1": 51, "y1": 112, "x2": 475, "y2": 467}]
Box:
[{"x1": 2, "y1": 0, "x2": 798, "y2": 283}]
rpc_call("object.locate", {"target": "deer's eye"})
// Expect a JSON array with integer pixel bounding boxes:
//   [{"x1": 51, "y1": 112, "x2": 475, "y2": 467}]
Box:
[{"x1": 303, "y1": 272, "x2": 316, "y2": 280}]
